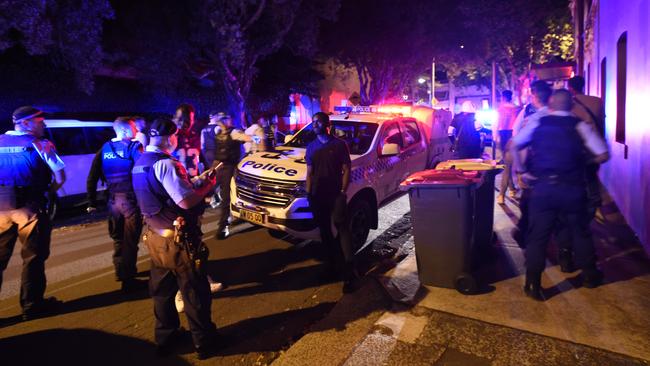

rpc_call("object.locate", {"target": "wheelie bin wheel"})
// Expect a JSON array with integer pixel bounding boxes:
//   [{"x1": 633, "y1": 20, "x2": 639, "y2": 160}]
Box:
[{"x1": 455, "y1": 273, "x2": 478, "y2": 295}]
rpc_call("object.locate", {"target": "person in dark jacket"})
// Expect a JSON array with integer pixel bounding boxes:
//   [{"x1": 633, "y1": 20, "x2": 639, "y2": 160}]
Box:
[
  {"x1": 87, "y1": 117, "x2": 145, "y2": 292},
  {"x1": 451, "y1": 101, "x2": 482, "y2": 159},
  {"x1": 0, "y1": 106, "x2": 66, "y2": 320}
]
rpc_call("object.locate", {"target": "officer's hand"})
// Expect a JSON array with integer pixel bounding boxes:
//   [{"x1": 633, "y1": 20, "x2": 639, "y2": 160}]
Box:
[{"x1": 86, "y1": 205, "x2": 97, "y2": 214}]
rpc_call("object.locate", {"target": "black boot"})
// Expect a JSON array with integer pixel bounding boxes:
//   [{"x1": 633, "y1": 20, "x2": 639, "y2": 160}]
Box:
[
  {"x1": 558, "y1": 248, "x2": 575, "y2": 273},
  {"x1": 523, "y1": 271, "x2": 544, "y2": 301},
  {"x1": 342, "y1": 261, "x2": 361, "y2": 293}
]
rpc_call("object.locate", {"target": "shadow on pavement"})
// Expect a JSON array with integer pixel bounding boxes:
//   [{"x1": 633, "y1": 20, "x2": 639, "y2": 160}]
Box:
[
  {"x1": 215, "y1": 302, "x2": 338, "y2": 357},
  {"x1": 205, "y1": 245, "x2": 325, "y2": 288},
  {"x1": 0, "y1": 328, "x2": 190, "y2": 366},
  {"x1": 214, "y1": 263, "x2": 336, "y2": 299}
]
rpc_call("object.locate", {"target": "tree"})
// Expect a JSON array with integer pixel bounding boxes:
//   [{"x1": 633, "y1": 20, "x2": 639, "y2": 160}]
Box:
[
  {"x1": 194, "y1": 0, "x2": 339, "y2": 125},
  {"x1": 320, "y1": 0, "x2": 435, "y2": 104},
  {"x1": 456, "y1": 0, "x2": 574, "y2": 90},
  {"x1": 0, "y1": 0, "x2": 114, "y2": 93}
]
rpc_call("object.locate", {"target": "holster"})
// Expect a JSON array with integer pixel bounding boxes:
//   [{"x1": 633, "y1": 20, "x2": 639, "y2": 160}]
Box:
[{"x1": 143, "y1": 227, "x2": 208, "y2": 272}]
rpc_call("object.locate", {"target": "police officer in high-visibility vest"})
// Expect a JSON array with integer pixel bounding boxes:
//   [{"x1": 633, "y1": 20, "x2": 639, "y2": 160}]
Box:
[
  {"x1": 213, "y1": 113, "x2": 248, "y2": 239},
  {"x1": 132, "y1": 118, "x2": 218, "y2": 359},
  {"x1": 512, "y1": 89, "x2": 609, "y2": 301},
  {"x1": 87, "y1": 117, "x2": 145, "y2": 292},
  {"x1": 0, "y1": 106, "x2": 66, "y2": 320}
]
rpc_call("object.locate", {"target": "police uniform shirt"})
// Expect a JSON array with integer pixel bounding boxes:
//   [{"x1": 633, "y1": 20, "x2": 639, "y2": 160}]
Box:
[
  {"x1": 146, "y1": 145, "x2": 196, "y2": 205},
  {"x1": 5, "y1": 130, "x2": 66, "y2": 172},
  {"x1": 243, "y1": 123, "x2": 265, "y2": 153},
  {"x1": 512, "y1": 110, "x2": 608, "y2": 156}
]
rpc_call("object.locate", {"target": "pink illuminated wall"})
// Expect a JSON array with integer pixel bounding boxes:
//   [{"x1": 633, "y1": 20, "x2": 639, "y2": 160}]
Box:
[{"x1": 585, "y1": 0, "x2": 650, "y2": 251}]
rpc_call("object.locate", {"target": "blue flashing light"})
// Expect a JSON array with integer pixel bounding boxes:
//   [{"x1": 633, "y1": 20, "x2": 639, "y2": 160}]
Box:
[{"x1": 475, "y1": 109, "x2": 498, "y2": 129}]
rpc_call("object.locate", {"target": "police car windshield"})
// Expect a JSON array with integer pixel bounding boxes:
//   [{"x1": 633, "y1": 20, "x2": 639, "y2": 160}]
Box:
[{"x1": 285, "y1": 121, "x2": 378, "y2": 155}]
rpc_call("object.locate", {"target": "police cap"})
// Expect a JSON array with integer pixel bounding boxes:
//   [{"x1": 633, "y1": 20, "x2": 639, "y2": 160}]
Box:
[
  {"x1": 12, "y1": 106, "x2": 43, "y2": 124},
  {"x1": 148, "y1": 117, "x2": 178, "y2": 137}
]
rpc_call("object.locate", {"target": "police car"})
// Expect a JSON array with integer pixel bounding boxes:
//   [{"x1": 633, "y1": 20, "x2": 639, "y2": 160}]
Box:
[{"x1": 230, "y1": 104, "x2": 452, "y2": 251}]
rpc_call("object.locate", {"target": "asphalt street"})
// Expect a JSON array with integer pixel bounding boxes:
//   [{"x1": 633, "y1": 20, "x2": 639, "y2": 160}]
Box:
[{"x1": 0, "y1": 195, "x2": 411, "y2": 365}]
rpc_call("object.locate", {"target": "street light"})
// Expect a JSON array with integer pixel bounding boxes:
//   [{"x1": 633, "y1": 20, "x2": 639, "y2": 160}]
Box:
[{"x1": 418, "y1": 77, "x2": 426, "y2": 84}]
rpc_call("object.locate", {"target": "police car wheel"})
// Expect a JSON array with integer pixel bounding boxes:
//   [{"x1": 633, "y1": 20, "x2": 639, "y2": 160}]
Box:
[{"x1": 348, "y1": 199, "x2": 371, "y2": 252}]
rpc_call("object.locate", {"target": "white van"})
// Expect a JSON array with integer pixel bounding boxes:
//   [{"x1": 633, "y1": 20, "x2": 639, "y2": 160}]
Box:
[
  {"x1": 44, "y1": 119, "x2": 115, "y2": 216},
  {"x1": 230, "y1": 104, "x2": 453, "y2": 251}
]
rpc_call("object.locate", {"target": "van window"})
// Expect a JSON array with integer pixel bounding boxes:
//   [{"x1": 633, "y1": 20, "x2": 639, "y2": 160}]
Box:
[
  {"x1": 85, "y1": 127, "x2": 115, "y2": 153},
  {"x1": 401, "y1": 120, "x2": 421, "y2": 147},
  {"x1": 48, "y1": 128, "x2": 91, "y2": 155},
  {"x1": 381, "y1": 123, "x2": 403, "y2": 149}
]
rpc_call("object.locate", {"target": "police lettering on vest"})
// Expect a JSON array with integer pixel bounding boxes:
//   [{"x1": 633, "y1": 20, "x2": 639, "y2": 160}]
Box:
[
  {"x1": 0, "y1": 134, "x2": 52, "y2": 208},
  {"x1": 241, "y1": 160, "x2": 298, "y2": 177},
  {"x1": 101, "y1": 140, "x2": 141, "y2": 194}
]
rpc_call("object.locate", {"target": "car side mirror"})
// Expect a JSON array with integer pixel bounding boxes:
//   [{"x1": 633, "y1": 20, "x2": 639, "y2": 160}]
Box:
[
  {"x1": 284, "y1": 134, "x2": 294, "y2": 144},
  {"x1": 381, "y1": 143, "x2": 400, "y2": 156}
]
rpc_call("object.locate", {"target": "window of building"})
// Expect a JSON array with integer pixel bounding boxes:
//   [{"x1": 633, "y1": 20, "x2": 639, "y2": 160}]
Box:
[
  {"x1": 587, "y1": 63, "x2": 591, "y2": 94},
  {"x1": 616, "y1": 32, "x2": 627, "y2": 144},
  {"x1": 600, "y1": 57, "x2": 606, "y2": 110}
]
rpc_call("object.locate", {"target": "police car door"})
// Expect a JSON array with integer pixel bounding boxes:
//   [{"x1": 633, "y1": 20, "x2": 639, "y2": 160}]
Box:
[
  {"x1": 399, "y1": 118, "x2": 428, "y2": 175},
  {"x1": 376, "y1": 121, "x2": 406, "y2": 201}
]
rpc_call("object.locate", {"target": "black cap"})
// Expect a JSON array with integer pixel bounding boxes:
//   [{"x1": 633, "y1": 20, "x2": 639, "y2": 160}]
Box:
[
  {"x1": 12, "y1": 106, "x2": 43, "y2": 124},
  {"x1": 148, "y1": 117, "x2": 178, "y2": 137}
]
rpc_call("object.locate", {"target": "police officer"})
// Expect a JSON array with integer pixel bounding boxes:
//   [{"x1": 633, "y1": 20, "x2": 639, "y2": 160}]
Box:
[
  {"x1": 305, "y1": 112, "x2": 359, "y2": 293},
  {"x1": 201, "y1": 112, "x2": 222, "y2": 209},
  {"x1": 87, "y1": 117, "x2": 145, "y2": 292},
  {"x1": 0, "y1": 106, "x2": 66, "y2": 320},
  {"x1": 213, "y1": 114, "x2": 248, "y2": 239},
  {"x1": 132, "y1": 118, "x2": 218, "y2": 359},
  {"x1": 512, "y1": 89, "x2": 609, "y2": 301}
]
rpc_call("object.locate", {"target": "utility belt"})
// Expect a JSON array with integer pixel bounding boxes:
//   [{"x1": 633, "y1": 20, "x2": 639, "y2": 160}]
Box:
[
  {"x1": 534, "y1": 174, "x2": 582, "y2": 186},
  {"x1": 143, "y1": 218, "x2": 208, "y2": 272},
  {"x1": 0, "y1": 185, "x2": 46, "y2": 211}
]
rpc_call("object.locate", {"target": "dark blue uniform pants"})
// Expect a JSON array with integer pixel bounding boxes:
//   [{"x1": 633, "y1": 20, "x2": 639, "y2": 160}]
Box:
[
  {"x1": 147, "y1": 233, "x2": 215, "y2": 348},
  {"x1": 108, "y1": 193, "x2": 143, "y2": 281},
  {"x1": 0, "y1": 204, "x2": 51, "y2": 311},
  {"x1": 525, "y1": 181, "x2": 598, "y2": 274}
]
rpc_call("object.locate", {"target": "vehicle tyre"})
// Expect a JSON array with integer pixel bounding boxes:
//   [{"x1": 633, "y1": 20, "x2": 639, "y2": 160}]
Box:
[
  {"x1": 268, "y1": 228, "x2": 287, "y2": 239},
  {"x1": 347, "y1": 199, "x2": 372, "y2": 252},
  {"x1": 454, "y1": 273, "x2": 478, "y2": 295}
]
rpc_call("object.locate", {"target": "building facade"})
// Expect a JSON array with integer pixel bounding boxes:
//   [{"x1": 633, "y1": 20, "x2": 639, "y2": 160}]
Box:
[{"x1": 572, "y1": 0, "x2": 650, "y2": 251}]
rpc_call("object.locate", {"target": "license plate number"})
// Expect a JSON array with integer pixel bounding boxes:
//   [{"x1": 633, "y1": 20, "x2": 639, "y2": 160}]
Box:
[{"x1": 240, "y1": 209, "x2": 265, "y2": 225}]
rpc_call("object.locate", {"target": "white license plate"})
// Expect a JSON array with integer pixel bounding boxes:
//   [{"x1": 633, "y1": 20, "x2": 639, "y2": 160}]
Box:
[{"x1": 240, "y1": 209, "x2": 265, "y2": 225}]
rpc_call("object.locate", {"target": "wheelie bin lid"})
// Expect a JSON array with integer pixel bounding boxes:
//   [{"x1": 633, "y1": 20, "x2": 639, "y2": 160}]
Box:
[
  {"x1": 435, "y1": 159, "x2": 504, "y2": 172},
  {"x1": 400, "y1": 169, "x2": 483, "y2": 190}
]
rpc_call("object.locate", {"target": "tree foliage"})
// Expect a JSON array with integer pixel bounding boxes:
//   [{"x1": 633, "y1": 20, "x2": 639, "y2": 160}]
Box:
[
  {"x1": 320, "y1": 0, "x2": 435, "y2": 104},
  {"x1": 0, "y1": 0, "x2": 114, "y2": 93},
  {"x1": 451, "y1": 0, "x2": 573, "y2": 89},
  {"x1": 194, "y1": 0, "x2": 339, "y2": 124}
]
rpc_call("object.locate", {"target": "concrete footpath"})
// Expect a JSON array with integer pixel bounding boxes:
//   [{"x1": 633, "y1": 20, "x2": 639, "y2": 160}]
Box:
[{"x1": 274, "y1": 188, "x2": 650, "y2": 366}]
